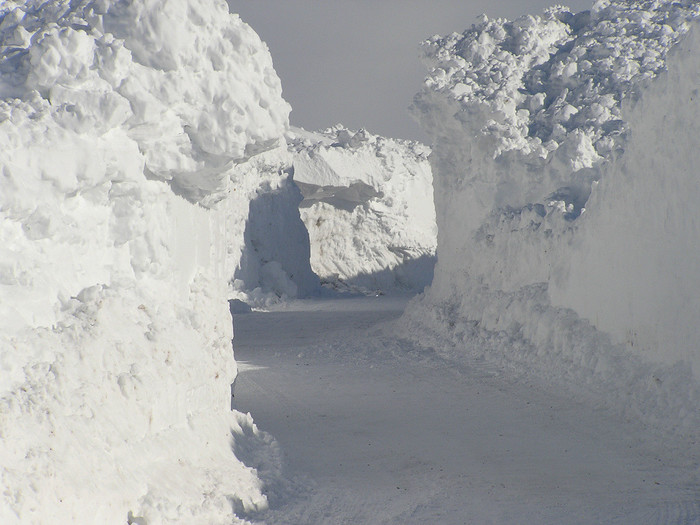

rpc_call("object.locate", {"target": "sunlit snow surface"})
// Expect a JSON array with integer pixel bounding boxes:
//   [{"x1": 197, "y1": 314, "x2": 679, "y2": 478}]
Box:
[
  {"x1": 409, "y1": 0, "x2": 700, "y2": 437},
  {"x1": 288, "y1": 125, "x2": 437, "y2": 293},
  {"x1": 0, "y1": 1, "x2": 294, "y2": 522},
  {"x1": 3, "y1": 0, "x2": 700, "y2": 522}
]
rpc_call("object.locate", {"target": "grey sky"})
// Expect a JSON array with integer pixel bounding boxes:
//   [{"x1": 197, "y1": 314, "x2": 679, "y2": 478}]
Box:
[{"x1": 228, "y1": 1, "x2": 593, "y2": 143}]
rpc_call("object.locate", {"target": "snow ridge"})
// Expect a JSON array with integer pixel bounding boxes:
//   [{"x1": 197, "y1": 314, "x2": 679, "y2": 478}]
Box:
[
  {"x1": 288, "y1": 126, "x2": 437, "y2": 292},
  {"x1": 229, "y1": 145, "x2": 320, "y2": 305},
  {"x1": 418, "y1": 0, "x2": 699, "y2": 169},
  {"x1": 0, "y1": 1, "x2": 293, "y2": 522},
  {"x1": 408, "y1": 0, "x2": 700, "y2": 438}
]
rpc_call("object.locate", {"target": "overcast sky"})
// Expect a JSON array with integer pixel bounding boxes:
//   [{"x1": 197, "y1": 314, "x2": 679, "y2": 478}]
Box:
[{"x1": 229, "y1": 1, "x2": 593, "y2": 143}]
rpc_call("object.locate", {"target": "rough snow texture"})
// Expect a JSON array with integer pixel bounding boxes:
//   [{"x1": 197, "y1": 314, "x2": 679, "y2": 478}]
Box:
[
  {"x1": 408, "y1": 1, "x2": 700, "y2": 436},
  {"x1": 0, "y1": 1, "x2": 295, "y2": 522},
  {"x1": 228, "y1": 145, "x2": 319, "y2": 305},
  {"x1": 288, "y1": 126, "x2": 437, "y2": 292}
]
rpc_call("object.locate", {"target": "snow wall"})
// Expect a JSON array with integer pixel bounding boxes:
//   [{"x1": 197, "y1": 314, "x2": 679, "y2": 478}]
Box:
[
  {"x1": 405, "y1": 0, "x2": 700, "y2": 434},
  {"x1": 289, "y1": 126, "x2": 437, "y2": 293},
  {"x1": 229, "y1": 145, "x2": 319, "y2": 306},
  {"x1": 0, "y1": 1, "x2": 312, "y2": 522}
]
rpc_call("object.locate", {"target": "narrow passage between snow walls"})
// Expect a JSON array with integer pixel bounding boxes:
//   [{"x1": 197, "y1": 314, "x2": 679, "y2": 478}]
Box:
[
  {"x1": 232, "y1": 295, "x2": 700, "y2": 524},
  {"x1": 233, "y1": 1, "x2": 700, "y2": 522}
]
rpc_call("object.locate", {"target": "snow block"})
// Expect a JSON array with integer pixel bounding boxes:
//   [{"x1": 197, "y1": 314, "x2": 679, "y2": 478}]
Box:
[
  {"x1": 288, "y1": 126, "x2": 437, "y2": 293},
  {"x1": 229, "y1": 145, "x2": 320, "y2": 302},
  {"x1": 0, "y1": 1, "x2": 293, "y2": 522},
  {"x1": 407, "y1": 1, "x2": 700, "y2": 434}
]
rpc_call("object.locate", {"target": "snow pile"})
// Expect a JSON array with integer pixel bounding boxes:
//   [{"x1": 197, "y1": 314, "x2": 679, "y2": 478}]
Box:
[
  {"x1": 228, "y1": 145, "x2": 319, "y2": 305},
  {"x1": 406, "y1": 0, "x2": 700, "y2": 434},
  {"x1": 288, "y1": 126, "x2": 436, "y2": 292},
  {"x1": 0, "y1": 1, "x2": 295, "y2": 522}
]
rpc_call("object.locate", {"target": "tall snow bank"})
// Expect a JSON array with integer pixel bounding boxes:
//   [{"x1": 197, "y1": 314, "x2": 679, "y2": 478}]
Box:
[
  {"x1": 0, "y1": 1, "x2": 291, "y2": 522},
  {"x1": 550, "y1": 24, "x2": 700, "y2": 369},
  {"x1": 228, "y1": 145, "x2": 320, "y2": 305},
  {"x1": 288, "y1": 126, "x2": 437, "y2": 292},
  {"x1": 406, "y1": 1, "x2": 700, "y2": 434}
]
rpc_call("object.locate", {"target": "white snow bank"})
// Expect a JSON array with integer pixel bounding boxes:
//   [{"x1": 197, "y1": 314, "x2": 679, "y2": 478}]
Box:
[
  {"x1": 0, "y1": 1, "x2": 293, "y2": 522},
  {"x1": 406, "y1": 1, "x2": 700, "y2": 435},
  {"x1": 288, "y1": 126, "x2": 437, "y2": 292},
  {"x1": 228, "y1": 144, "x2": 319, "y2": 305}
]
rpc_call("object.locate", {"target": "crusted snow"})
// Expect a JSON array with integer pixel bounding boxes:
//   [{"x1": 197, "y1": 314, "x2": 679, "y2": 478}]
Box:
[
  {"x1": 0, "y1": 1, "x2": 299, "y2": 523},
  {"x1": 288, "y1": 125, "x2": 436, "y2": 292},
  {"x1": 407, "y1": 0, "x2": 700, "y2": 437},
  {"x1": 229, "y1": 145, "x2": 319, "y2": 306},
  {"x1": 4, "y1": 0, "x2": 700, "y2": 522}
]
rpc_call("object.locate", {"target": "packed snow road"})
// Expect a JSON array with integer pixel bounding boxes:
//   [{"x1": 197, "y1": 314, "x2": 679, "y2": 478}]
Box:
[{"x1": 232, "y1": 296, "x2": 700, "y2": 524}]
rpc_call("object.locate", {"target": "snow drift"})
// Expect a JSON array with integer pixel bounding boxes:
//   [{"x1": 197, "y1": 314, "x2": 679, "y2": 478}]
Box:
[
  {"x1": 288, "y1": 126, "x2": 436, "y2": 292},
  {"x1": 228, "y1": 144, "x2": 319, "y2": 306},
  {"x1": 406, "y1": 0, "x2": 700, "y2": 434},
  {"x1": 0, "y1": 1, "x2": 306, "y2": 522}
]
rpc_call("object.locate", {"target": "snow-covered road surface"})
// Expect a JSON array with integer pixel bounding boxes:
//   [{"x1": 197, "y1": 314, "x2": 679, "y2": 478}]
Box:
[{"x1": 233, "y1": 296, "x2": 700, "y2": 524}]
